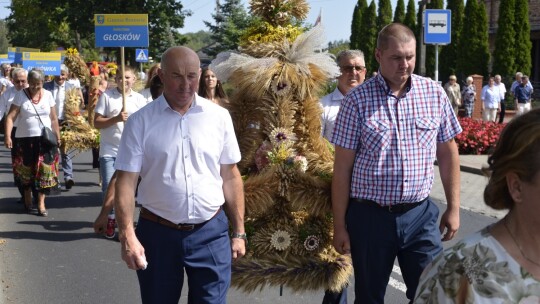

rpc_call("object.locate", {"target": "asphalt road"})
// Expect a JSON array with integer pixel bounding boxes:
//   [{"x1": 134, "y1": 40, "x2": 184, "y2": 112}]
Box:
[{"x1": 0, "y1": 142, "x2": 500, "y2": 304}]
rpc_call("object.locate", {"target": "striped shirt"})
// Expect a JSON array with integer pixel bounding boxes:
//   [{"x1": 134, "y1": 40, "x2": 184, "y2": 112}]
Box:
[{"x1": 331, "y1": 73, "x2": 462, "y2": 205}]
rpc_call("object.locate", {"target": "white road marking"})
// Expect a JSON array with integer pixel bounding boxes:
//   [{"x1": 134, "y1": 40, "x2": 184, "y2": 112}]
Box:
[{"x1": 390, "y1": 265, "x2": 407, "y2": 292}]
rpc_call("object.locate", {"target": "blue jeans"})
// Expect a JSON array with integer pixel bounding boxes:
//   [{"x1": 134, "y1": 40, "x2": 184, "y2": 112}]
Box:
[
  {"x1": 98, "y1": 156, "x2": 116, "y2": 199},
  {"x1": 346, "y1": 198, "x2": 442, "y2": 303},
  {"x1": 136, "y1": 209, "x2": 231, "y2": 304}
]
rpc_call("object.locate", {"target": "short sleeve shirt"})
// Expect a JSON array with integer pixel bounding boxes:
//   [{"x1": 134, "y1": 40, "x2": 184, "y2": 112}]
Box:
[
  {"x1": 13, "y1": 89, "x2": 55, "y2": 138},
  {"x1": 94, "y1": 88, "x2": 147, "y2": 157},
  {"x1": 115, "y1": 94, "x2": 241, "y2": 224},
  {"x1": 331, "y1": 74, "x2": 462, "y2": 205}
]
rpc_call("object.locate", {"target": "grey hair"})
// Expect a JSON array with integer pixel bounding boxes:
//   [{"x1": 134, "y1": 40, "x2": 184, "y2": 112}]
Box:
[
  {"x1": 28, "y1": 68, "x2": 45, "y2": 83},
  {"x1": 515, "y1": 72, "x2": 523, "y2": 78},
  {"x1": 336, "y1": 49, "x2": 365, "y2": 65},
  {"x1": 466, "y1": 76, "x2": 473, "y2": 84},
  {"x1": 494, "y1": 74, "x2": 501, "y2": 81},
  {"x1": 60, "y1": 64, "x2": 69, "y2": 73},
  {"x1": 11, "y1": 67, "x2": 27, "y2": 79},
  {"x1": 1, "y1": 63, "x2": 10, "y2": 69},
  {"x1": 522, "y1": 75, "x2": 529, "y2": 80}
]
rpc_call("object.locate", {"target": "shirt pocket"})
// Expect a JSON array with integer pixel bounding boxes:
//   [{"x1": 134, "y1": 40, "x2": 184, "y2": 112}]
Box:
[
  {"x1": 415, "y1": 118, "x2": 439, "y2": 149},
  {"x1": 362, "y1": 119, "x2": 391, "y2": 152}
]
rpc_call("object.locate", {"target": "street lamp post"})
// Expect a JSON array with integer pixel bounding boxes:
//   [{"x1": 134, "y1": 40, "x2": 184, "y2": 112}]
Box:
[{"x1": 418, "y1": 0, "x2": 430, "y2": 76}]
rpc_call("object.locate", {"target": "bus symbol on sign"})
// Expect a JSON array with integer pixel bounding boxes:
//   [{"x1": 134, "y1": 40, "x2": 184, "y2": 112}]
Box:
[{"x1": 429, "y1": 20, "x2": 446, "y2": 27}]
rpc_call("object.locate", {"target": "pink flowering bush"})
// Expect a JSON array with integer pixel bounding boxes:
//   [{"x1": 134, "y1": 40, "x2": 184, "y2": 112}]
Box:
[{"x1": 455, "y1": 118, "x2": 506, "y2": 155}]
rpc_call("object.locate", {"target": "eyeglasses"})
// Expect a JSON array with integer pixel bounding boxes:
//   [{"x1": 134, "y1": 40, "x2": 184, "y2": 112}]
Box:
[{"x1": 340, "y1": 65, "x2": 366, "y2": 73}]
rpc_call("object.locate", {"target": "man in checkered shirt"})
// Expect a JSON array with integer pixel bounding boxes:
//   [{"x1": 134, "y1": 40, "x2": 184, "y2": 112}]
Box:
[{"x1": 331, "y1": 23, "x2": 462, "y2": 303}]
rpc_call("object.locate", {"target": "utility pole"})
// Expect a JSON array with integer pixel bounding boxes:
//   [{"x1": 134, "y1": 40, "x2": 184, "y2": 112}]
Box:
[{"x1": 418, "y1": 0, "x2": 430, "y2": 76}]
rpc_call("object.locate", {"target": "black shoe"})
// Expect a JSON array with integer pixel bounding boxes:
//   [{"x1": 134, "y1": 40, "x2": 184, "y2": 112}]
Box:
[{"x1": 65, "y1": 179, "x2": 75, "y2": 190}]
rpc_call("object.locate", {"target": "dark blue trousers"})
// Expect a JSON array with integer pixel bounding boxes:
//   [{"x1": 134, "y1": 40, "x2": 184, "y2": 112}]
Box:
[
  {"x1": 136, "y1": 209, "x2": 231, "y2": 304},
  {"x1": 346, "y1": 198, "x2": 442, "y2": 303}
]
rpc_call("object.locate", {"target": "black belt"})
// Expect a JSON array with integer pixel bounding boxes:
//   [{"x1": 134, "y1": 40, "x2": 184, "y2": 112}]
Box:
[
  {"x1": 139, "y1": 206, "x2": 221, "y2": 231},
  {"x1": 352, "y1": 198, "x2": 427, "y2": 213}
]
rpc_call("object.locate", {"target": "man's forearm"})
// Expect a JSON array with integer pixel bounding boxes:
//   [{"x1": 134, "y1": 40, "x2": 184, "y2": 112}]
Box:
[{"x1": 114, "y1": 171, "x2": 138, "y2": 240}]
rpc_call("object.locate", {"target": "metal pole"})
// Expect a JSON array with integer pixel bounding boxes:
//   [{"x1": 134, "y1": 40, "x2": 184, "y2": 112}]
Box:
[
  {"x1": 120, "y1": 46, "x2": 126, "y2": 111},
  {"x1": 435, "y1": 44, "x2": 439, "y2": 82},
  {"x1": 419, "y1": 1, "x2": 426, "y2": 76}
]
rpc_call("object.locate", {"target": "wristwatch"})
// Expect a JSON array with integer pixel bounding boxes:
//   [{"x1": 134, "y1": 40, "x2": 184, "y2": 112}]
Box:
[{"x1": 231, "y1": 232, "x2": 248, "y2": 243}]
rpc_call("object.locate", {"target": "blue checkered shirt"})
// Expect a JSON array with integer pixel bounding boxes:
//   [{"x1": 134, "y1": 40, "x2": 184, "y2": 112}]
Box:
[{"x1": 331, "y1": 73, "x2": 462, "y2": 205}]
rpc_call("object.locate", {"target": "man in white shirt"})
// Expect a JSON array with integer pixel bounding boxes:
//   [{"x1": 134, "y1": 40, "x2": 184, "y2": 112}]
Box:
[
  {"x1": 0, "y1": 68, "x2": 29, "y2": 201},
  {"x1": 114, "y1": 46, "x2": 245, "y2": 303},
  {"x1": 44, "y1": 64, "x2": 78, "y2": 190},
  {"x1": 494, "y1": 74, "x2": 507, "y2": 124},
  {"x1": 320, "y1": 50, "x2": 366, "y2": 140}
]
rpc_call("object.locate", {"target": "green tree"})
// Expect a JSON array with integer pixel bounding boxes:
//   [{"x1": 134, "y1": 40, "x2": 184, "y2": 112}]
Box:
[
  {"x1": 204, "y1": 0, "x2": 252, "y2": 56},
  {"x1": 7, "y1": 0, "x2": 190, "y2": 64},
  {"x1": 328, "y1": 39, "x2": 350, "y2": 56},
  {"x1": 393, "y1": 0, "x2": 405, "y2": 23},
  {"x1": 403, "y1": 0, "x2": 416, "y2": 37},
  {"x1": 458, "y1": 0, "x2": 490, "y2": 77},
  {"x1": 514, "y1": 0, "x2": 532, "y2": 75},
  {"x1": 377, "y1": 0, "x2": 393, "y2": 33},
  {"x1": 439, "y1": 0, "x2": 465, "y2": 81},
  {"x1": 362, "y1": 0, "x2": 378, "y2": 74},
  {"x1": 184, "y1": 31, "x2": 214, "y2": 52},
  {"x1": 492, "y1": 0, "x2": 515, "y2": 78},
  {"x1": 0, "y1": 20, "x2": 9, "y2": 53},
  {"x1": 425, "y1": 0, "x2": 443, "y2": 78},
  {"x1": 350, "y1": 0, "x2": 367, "y2": 49}
]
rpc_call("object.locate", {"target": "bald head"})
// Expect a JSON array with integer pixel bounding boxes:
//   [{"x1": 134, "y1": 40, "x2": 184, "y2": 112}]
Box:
[
  {"x1": 161, "y1": 46, "x2": 200, "y2": 73},
  {"x1": 158, "y1": 46, "x2": 202, "y2": 112},
  {"x1": 377, "y1": 23, "x2": 416, "y2": 51}
]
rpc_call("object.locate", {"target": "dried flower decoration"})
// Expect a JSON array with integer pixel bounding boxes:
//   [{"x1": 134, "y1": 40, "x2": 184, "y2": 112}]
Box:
[
  {"x1": 303, "y1": 235, "x2": 319, "y2": 251},
  {"x1": 270, "y1": 230, "x2": 292, "y2": 251},
  {"x1": 254, "y1": 141, "x2": 272, "y2": 171},
  {"x1": 269, "y1": 127, "x2": 295, "y2": 146}
]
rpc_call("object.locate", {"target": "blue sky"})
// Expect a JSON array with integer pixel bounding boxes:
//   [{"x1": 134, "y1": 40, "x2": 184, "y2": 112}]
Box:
[{"x1": 0, "y1": 0, "x2": 400, "y2": 44}]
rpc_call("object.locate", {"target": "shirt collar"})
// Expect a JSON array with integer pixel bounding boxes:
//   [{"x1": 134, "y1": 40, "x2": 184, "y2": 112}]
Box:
[{"x1": 375, "y1": 72, "x2": 412, "y2": 98}]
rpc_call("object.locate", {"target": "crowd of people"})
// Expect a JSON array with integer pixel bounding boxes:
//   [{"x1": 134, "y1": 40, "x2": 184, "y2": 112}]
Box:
[{"x1": 1, "y1": 21, "x2": 539, "y2": 304}]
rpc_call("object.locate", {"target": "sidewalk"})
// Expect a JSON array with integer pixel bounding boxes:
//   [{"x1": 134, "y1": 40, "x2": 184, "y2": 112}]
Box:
[{"x1": 458, "y1": 154, "x2": 488, "y2": 176}]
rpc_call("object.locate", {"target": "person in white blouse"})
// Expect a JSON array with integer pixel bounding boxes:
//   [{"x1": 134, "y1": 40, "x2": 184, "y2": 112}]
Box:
[
  {"x1": 481, "y1": 77, "x2": 500, "y2": 122},
  {"x1": 320, "y1": 50, "x2": 366, "y2": 141},
  {"x1": 3, "y1": 69, "x2": 61, "y2": 217}
]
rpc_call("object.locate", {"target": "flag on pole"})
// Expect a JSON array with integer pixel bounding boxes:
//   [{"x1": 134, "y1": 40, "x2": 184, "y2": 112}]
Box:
[{"x1": 314, "y1": 8, "x2": 322, "y2": 26}]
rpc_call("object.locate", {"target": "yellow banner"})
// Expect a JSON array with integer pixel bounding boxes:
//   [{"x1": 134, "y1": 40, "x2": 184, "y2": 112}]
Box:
[
  {"x1": 23, "y1": 52, "x2": 61, "y2": 61},
  {"x1": 0, "y1": 54, "x2": 8, "y2": 59},
  {"x1": 94, "y1": 14, "x2": 148, "y2": 26},
  {"x1": 8, "y1": 47, "x2": 40, "y2": 53}
]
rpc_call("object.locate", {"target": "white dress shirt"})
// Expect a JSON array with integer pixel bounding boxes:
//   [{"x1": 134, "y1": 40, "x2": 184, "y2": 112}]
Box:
[
  {"x1": 320, "y1": 87, "x2": 345, "y2": 140},
  {"x1": 115, "y1": 94, "x2": 241, "y2": 224}
]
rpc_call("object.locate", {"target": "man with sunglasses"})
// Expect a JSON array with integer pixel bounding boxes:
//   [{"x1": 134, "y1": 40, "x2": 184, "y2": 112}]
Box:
[{"x1": 320, "y1": 50, "x2": 366, "y2": 140}]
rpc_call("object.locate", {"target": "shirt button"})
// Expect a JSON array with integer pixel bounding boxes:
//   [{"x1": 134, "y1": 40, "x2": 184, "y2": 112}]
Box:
[{"x1": 184, "y1": 155, "x2": 188, "y2": 159}]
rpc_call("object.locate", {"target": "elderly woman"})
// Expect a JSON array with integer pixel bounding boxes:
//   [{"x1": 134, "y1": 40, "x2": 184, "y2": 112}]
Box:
[
  {"x1": 3, "y1": 69, "x2": 61, "y2": 217},
  {"x1": 443, "y1": 75, "x2": 461, "y2": 116},
  {"x1": 461, "y1": 76, "x2": 476, "y2": 118},
  {"x1": 198, "y1": 67, "x2": 228, "y2": 106},
  {"x1": 415, "y1": 108, "x2": 540, "y2": 303},
  {"x1": 481, "y1": 77, "x2": 500, "y2": 122}
]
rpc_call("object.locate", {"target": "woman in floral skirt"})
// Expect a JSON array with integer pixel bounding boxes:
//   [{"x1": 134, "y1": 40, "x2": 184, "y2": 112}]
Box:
[{"x1": 4, "y1": 68, "x2": 61, "y2": 217}]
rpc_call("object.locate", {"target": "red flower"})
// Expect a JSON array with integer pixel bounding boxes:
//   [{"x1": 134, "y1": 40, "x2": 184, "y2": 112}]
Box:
[{"x1": 455, "y1": 118, "x2": 506, "y2": 155}]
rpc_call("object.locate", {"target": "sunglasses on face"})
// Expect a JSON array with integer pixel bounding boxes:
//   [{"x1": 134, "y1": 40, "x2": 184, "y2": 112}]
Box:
[{"x1": 340, "y1": 65, "x2": 366, "y2": 73}]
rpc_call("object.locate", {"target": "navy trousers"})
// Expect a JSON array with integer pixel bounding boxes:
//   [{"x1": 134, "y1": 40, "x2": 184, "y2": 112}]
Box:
[
  {"x1": 136, "y1": 209, "x2": 231, "y2": 304},
  {"x1": 346, "y1": 198, "x2": 442, "y2": 303}
]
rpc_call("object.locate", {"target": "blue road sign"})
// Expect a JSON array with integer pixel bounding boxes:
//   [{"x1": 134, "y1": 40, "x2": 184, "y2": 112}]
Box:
[
  {"x1": 424, "y1": 9, "x2": 451, "y2": 45},
  {"x1": 94, "y1": 14, "x2": 149, "y2": 47},
  {"x1": 135, "y1": 49, "x2": 149, "y2": 63}
]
